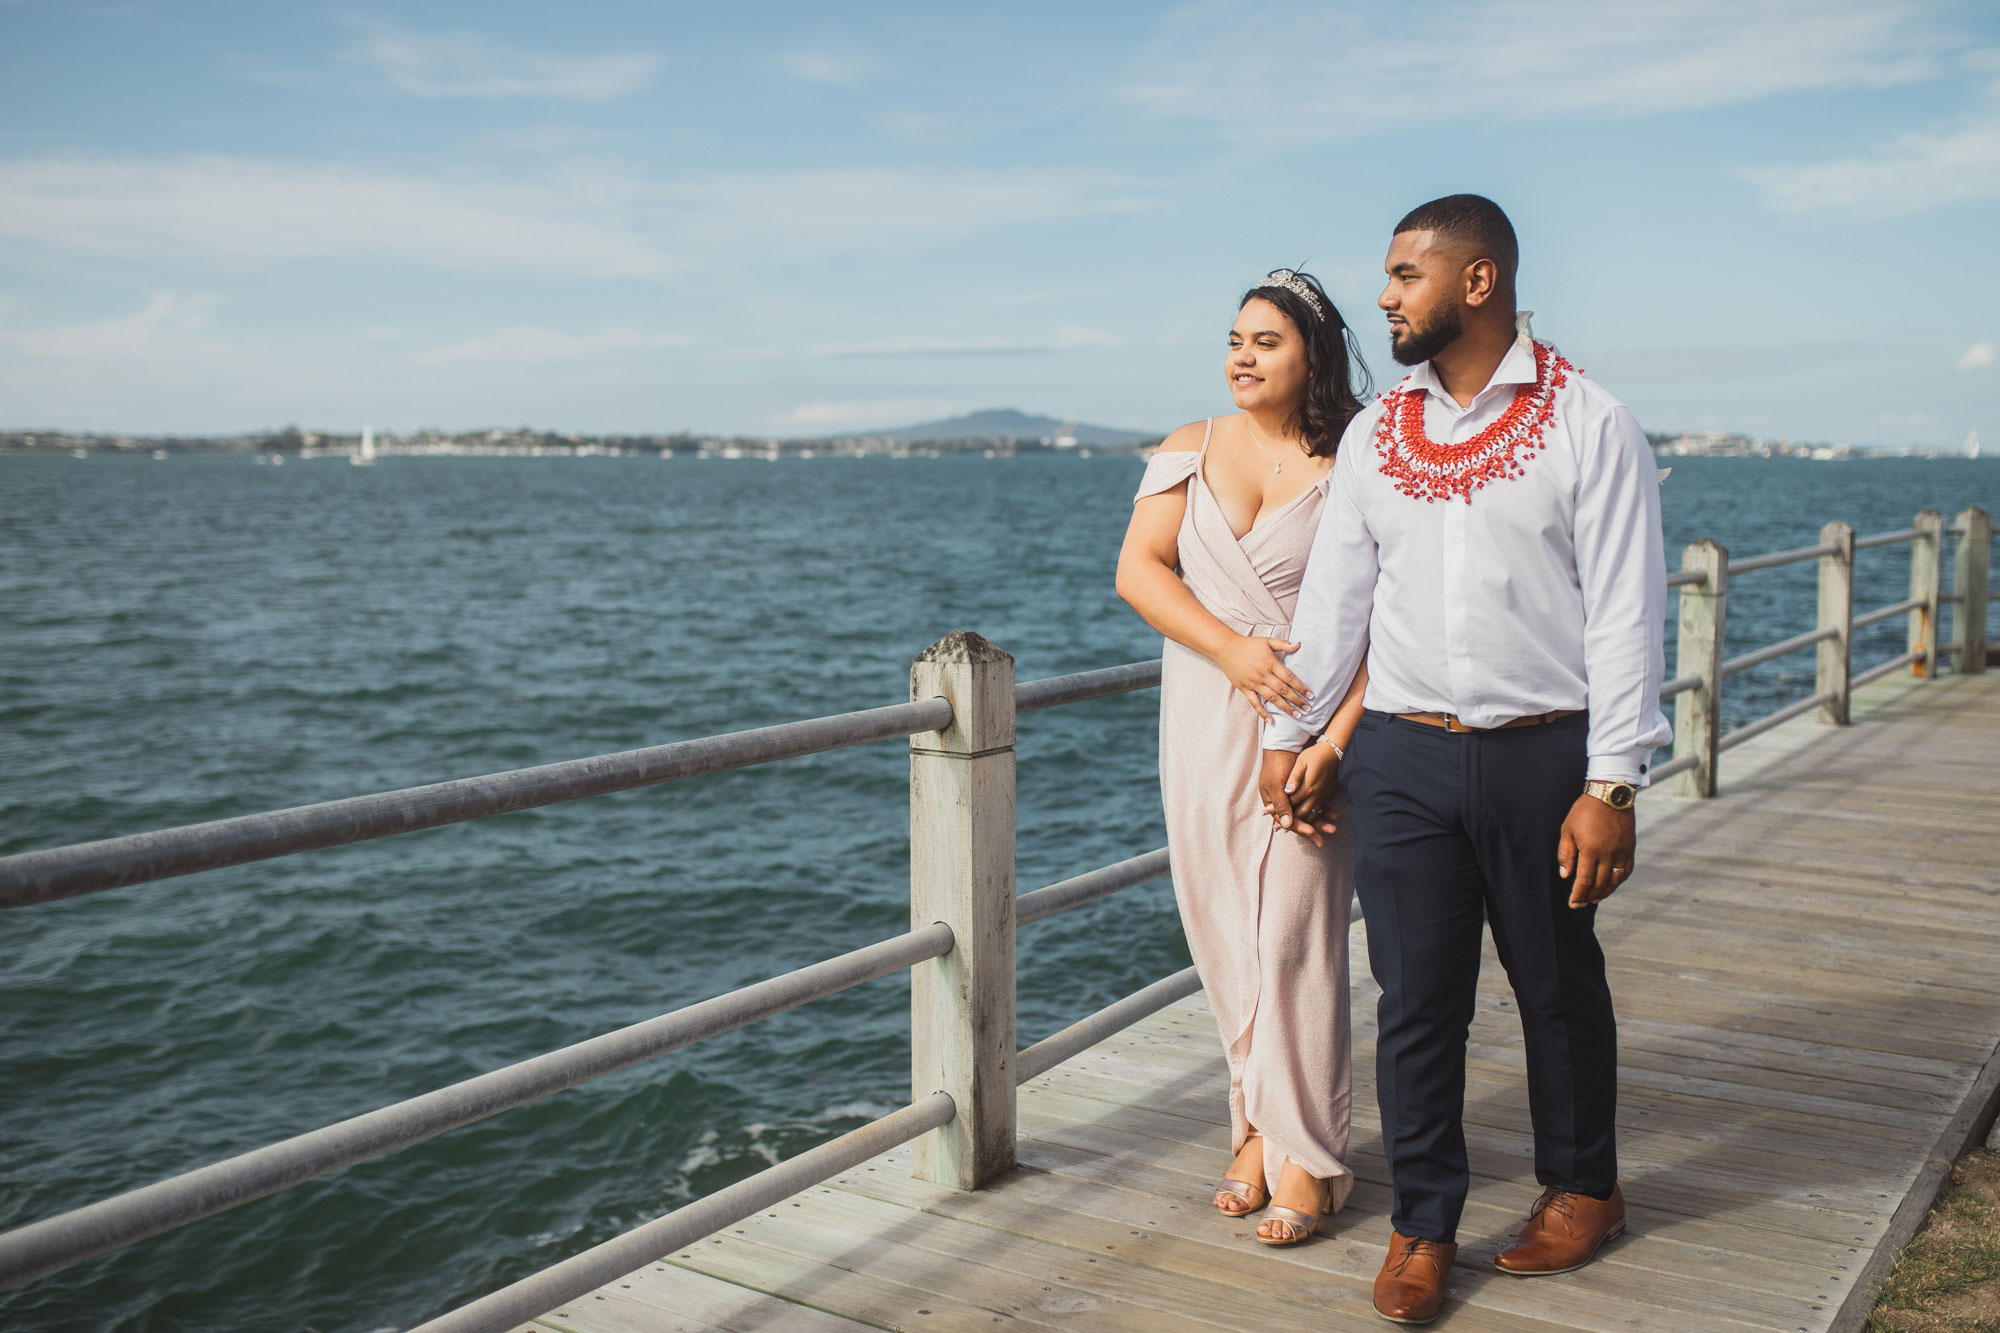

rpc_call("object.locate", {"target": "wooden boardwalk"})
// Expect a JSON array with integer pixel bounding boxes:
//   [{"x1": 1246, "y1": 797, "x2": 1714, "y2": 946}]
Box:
[{"x1": 516, "y1": 670, "x2": 2000, "y2": 1333}]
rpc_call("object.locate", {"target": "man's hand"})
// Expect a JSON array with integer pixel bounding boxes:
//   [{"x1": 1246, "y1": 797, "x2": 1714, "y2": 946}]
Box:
[
  {"x1": 1557, "y1": 795, "x2": 1636, "y2": 908},
  {"x1": 1286, "y1": 743, "x2": 1342, "y2": 837},
  {"x1": 1259, "y1": 748, "x2": 1300, "y2": 827}
]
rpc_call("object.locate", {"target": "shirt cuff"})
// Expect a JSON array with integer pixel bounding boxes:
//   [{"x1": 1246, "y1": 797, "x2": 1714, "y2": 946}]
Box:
[
  {"x1": 1586, "y1": 752, "x2": 1651, "y2": 787},
  {"x1": 1262, "y1": 716, "x2": 1315, "y2": 753}
]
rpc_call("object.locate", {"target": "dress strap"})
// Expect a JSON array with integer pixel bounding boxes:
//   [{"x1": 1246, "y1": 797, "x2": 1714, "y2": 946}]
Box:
[{"x1": 1199, "y1": 417, "x2": 1214, "y2": 456}]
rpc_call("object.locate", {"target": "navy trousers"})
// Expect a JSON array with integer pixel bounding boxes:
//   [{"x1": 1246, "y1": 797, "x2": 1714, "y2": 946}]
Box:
[{"x1": 1342, "y1": 709, "x2": 1619, "y2": 1243}]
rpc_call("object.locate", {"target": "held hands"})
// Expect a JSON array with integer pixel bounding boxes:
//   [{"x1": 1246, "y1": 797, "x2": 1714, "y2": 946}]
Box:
[
  {"x1": 1219, "y1": 635, "x2": 1312, "y2": 721},
  {"x1": 1557, "y1": 796, "x2": 1636, "y2": 908},
  {"x1": 1258, "y1": 746, "x2": 1340, "y2": 848}
]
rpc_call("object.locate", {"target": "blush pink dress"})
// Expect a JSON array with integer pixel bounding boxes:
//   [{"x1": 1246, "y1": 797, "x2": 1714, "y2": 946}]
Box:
[{"x1": 1134, "y1": 420, "x2": 1355, "y2": 1208}]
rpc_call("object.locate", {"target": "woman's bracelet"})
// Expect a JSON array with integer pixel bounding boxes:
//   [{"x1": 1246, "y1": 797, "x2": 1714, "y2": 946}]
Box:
[{"x1": 1313, "y1": 735, "x2": 1345, "y2": 762}]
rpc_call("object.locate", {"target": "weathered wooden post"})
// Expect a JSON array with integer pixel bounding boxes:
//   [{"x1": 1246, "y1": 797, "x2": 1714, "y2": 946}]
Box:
[
  {"x1": 908, "y1": 631, "x2": 1016, "y2": 1190},
  {"x1": 1671, "y1": 540, "x2": 1728, "y2": 797},
  {"x1": 1816, "y1": 520, "x2": 1855, "y2": 724},
  {"x1": 1951, "y1": 507, "x2": 1990, "y2": 675},
  {"x1": 1909, "y1": 510, "x2": 1944, "y2": 678}
]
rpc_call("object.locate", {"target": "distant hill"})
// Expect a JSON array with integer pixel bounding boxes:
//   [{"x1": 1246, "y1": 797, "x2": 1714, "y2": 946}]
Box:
[{"x1": 854, "y1": 408, "x2": 1160, "y2": 447}]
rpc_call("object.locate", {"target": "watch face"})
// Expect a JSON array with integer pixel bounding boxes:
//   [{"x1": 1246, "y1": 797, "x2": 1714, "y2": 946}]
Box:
[{"x1": 1609, "y1": 785, "x2": 1636, "y2": 810}]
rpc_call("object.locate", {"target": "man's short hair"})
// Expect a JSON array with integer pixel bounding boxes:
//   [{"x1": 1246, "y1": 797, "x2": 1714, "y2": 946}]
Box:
[{"x1": 1393, "y1": 194, "x2": 1518, "y2": 284}]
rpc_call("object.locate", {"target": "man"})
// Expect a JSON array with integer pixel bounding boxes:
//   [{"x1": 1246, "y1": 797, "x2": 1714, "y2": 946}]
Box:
[{"x1": 1260, "y1": 194, "x2": 1668, "y2": 1325}]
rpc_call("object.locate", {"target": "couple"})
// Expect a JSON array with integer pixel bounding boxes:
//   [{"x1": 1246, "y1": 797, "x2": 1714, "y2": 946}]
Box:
[{"x1": 1115, "y1": 194, "x2": 1669, "y2": 1325}]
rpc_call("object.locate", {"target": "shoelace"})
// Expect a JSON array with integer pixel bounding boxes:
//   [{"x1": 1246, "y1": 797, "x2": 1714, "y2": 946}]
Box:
[
  {"x1": 1387, "y1": 1238, "x2": 1447, "y2": 1274},
  {"x1": 1529, "y1": 1187, "x2": 1578, "y2": 1219}
]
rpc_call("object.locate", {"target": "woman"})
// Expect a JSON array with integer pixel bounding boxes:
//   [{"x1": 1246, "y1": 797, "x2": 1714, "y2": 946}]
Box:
[{"x1": 1115, "y1": 269, "x2": 1371, "y2": 1245}]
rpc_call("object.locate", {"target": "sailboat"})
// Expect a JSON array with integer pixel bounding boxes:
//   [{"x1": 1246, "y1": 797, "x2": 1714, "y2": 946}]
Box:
[
  {"x1": 1965, "y1": 429, "x2": 1981, "y2": 460},
  {"x1": 351, "y1": 425, "x2": 377, "y2": 467}
]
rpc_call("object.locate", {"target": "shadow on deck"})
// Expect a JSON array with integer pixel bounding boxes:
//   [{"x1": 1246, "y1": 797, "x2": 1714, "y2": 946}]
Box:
[{"x1": 521, "y1": 671, "x2": 2000, "y2": 1333}]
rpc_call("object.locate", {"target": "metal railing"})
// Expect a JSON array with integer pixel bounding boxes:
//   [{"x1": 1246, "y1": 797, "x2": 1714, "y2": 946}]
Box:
[
  {"x1": 0, "y1": 504, "x2": 1991, "y2": 1329},
  {"x1": 1664, "y1": 505, "x2": 1991, "y2": 797},
  {"x1": 0, "y1": 647, "x2": 1179, "y2": 1332}
]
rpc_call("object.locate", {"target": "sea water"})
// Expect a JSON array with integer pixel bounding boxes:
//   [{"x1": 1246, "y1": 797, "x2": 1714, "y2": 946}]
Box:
[{"x1": 1, "y1": 452, "x2": 1992, "y2": 1330}]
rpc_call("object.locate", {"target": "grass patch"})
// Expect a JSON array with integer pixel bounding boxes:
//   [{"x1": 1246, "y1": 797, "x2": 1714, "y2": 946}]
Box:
[{"x1": 1870, "y1": 1147, "x2": 2000, "y2": 1332}]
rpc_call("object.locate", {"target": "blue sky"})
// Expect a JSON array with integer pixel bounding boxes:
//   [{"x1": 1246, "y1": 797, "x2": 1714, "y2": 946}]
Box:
[{"x1": 2, "y1": 1, "x2": 1997, "y2": 447}]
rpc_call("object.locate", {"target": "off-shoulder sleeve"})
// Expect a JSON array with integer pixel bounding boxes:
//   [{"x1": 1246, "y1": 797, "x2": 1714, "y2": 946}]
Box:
[{"x1": 1133, "y1": 450, "x2": 1200, "y2": 503}]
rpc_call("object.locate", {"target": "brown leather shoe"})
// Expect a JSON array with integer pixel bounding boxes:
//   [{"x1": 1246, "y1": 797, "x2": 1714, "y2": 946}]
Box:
[
  {"x1": 1373, "y1": 1231, "x2": 1456, "y2": 1324},
  {"x1": 1494, "y1": 1184, "x2": 1626, "y2": 1275}
]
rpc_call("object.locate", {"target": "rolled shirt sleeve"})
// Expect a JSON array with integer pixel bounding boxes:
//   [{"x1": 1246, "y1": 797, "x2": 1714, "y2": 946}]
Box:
[
  {"x1": 1263, "y1": 424, "x2": 1379, "y2": 752},
  {"x1": 1573, "y1": 403, "x2": 1672, "y2": 783}
]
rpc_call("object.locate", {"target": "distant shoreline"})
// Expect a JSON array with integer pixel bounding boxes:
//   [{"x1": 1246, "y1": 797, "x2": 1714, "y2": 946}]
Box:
[
  {"x1": 0, "y1": 428, "x2": 1159, "y2": 460},
  {"x1": 1, "y1": 429, "x2": 1983, "y2": 462}
]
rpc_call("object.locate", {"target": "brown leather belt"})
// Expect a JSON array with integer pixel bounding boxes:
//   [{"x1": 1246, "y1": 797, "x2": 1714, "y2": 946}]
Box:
[{"x1": 1396, "y1": 709, "x2": 1581, "y2": 733}]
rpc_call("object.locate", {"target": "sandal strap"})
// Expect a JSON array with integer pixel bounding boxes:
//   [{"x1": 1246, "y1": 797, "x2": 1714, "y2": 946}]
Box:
[
  {"x1": 1258, "y1": 1203, "x2": 1320, "y2": 1239},
  {"x1": 1215, "y1": 1179, "x2": 1266, "y2": 1207}
]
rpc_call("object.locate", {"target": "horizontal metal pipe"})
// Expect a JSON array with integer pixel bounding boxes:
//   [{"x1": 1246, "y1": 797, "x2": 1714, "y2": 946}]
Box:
[
  {"x1": 1016, "y1": 849, "x2": 1170, "y2": 927},
  {"x1": 1659, "y1": 674, "x2": 1703, "y2": 699},
  {"x1": 1665, "y1": 569, "x2": 1707, "y2": 588},
  {"x1": 1015, "y1": 660, "x2": 1162, "y2": 712},
  {"x1": 0, "y1": 698, "x2": 955, "y2": 909},
  {"x1": 1716, "y1": 691, "x2": 1839, "y2": 753},
  {"x1": 1016, "y1": 966, "x2": 1203, "y2": 1084},
  {"x1": 1726, "y1": 543, "x2": 1841, "y2": 575},
  {"x1": 1647, "y1": 754, "x2": 1700, "y2": 782},
  {"x1": 408, "y1": 1093, "x2": 957, "y2": 1333},
  {"x1": 1852, "y1": 648, "x2": 1925, "y2": 688},
  {"x1": 1852, "y1": 596, "x2": 1926, "y2": 630},
  {"x1": 1720, "y1": 625, "x2": 1840, "y2": 678},
  {"x1": 1855, "y1": 528, "x2": 1920, "y2": 550},
  {"x1": 1938, "y1": 592, "x2": 1963, "y2": 606},
  {"x1": 0, "y1": 924, "x2": 954, "y2": 1291}
]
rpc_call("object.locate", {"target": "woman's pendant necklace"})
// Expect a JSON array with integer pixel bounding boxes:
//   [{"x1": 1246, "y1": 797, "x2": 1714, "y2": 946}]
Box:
[{"x1": 1244, "y1": 418, "x2": 1286, "y2": 473}]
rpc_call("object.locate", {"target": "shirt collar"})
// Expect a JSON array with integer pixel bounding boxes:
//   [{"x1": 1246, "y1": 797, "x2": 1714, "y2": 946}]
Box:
[{"x1": 1404, "y1": 310, "x2": 1537, "y2": 404}]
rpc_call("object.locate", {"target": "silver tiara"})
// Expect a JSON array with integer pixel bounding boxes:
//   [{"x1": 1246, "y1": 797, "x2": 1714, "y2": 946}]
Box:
[{"x1": 1254, "y1": 269, "x2": 1325, "y2": 320}]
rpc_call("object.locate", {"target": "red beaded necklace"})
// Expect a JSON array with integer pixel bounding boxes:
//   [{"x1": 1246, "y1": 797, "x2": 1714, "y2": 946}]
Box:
[{"x1": 1373, "y1": 339, "x2": 1573, "y2": 504}]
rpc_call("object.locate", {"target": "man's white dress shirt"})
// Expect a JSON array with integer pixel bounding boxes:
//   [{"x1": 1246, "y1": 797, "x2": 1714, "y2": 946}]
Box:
[{"x1": 1263, "y1": 319, "x2": 1671, "y2": 784}]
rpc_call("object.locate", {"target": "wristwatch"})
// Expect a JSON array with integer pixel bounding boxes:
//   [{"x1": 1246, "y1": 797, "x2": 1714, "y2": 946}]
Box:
[{"x1": 1583, "y1": 780, "x2": 1637, "y2": 811}]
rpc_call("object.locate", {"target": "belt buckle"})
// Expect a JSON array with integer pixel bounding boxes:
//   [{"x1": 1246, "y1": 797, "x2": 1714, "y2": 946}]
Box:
[{"x1": 1444, "y1": 715, "x2": 1474, "y2": 733}]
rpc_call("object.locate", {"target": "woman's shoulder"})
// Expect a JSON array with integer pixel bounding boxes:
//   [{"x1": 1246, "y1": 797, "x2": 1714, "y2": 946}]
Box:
[{"x1": 1152, "y1": 416, "x2": 1231, "y2": 456}]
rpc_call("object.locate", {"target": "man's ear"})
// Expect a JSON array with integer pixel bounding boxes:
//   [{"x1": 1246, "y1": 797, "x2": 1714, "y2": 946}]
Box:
[{"x1": 1463, "y1": 258, "x2": 1498, "y2": 308}]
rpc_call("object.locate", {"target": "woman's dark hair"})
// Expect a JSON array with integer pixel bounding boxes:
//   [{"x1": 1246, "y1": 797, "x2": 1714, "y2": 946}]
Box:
[{"x1": 1237, "y1": 268, "x2": 1372, "y2": 458}]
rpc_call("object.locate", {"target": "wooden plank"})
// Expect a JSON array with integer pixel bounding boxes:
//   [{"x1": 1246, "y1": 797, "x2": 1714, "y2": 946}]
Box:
[
  {"x1": 515, "y1": 1289, "x2": 734, "y2": 1333},
  {"x1": 847, "y1": 1144, "x2": 1857, "y2": 1309},
  {"x1": 554, "y1": 1264, "x2": 882, "y2": 1332},
  {"x1": 1006, "y1": 1136, "x2": 1872, "y2": 1275}
]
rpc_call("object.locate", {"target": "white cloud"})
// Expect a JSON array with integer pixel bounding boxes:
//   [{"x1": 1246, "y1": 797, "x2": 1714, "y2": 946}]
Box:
[
  {"x1": 0, "y1": 290, "x2": 229, "y2": 361},
  {"x1": 773, "y1": 44, "x2": 884, "y2": 88},
  {"x1": 780, "y1": 399, "x2": 958, "y2": 427},
  {"x1": 1744, "y1": 118, "x2": 2000, "y2": 215},
  {"x1": 1959, "y1": 342, "x2": 1997, "y2": 370},
  {"x1": 341, "y1": 19, "x2": 657, "y2": 100},
  {"x1": 0, "y1": 158, "x2": 1145, "y2": 279},
  {"x1": 0, "y1": 157, "x2": 678, "y2": 277},
  {"x1": 663, "y1": 168, "x2": 1152, "y2": 255},
  {"x1": 815, "y1": 327, "x2": 1124, "y2": 358},
  {"x1": 1124, "y1": 0, "x2": 1950, "y2": 134},
  {"x1": 412, "y1": 325, "x2": 697, "y2": 365}
]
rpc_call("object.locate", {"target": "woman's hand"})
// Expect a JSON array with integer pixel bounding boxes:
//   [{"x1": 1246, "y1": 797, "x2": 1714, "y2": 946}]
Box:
[
  {"x1": 1258, "y1": 747, "x2": 1336, "y2": 847},
  {"x1": 1217, "y1": 635, "x2": 1311, "y2": 720},
  {"x1": 1286, "y1": 742, "x2": 1341, "y2": 836}
]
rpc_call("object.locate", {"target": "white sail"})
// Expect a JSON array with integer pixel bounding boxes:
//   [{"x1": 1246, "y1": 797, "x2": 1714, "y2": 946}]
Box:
[
  {"x1": 353, "y1": 424, "x2": 377, "y2": 466},
  {"x1": 1966, "y1": 429, "x2": 1981, "y2": 460}
]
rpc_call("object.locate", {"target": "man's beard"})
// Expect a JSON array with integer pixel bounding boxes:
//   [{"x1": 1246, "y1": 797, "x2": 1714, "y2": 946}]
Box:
[{"x1": 1389, "y1": 304, "x2": 1463, "y2": 366}]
